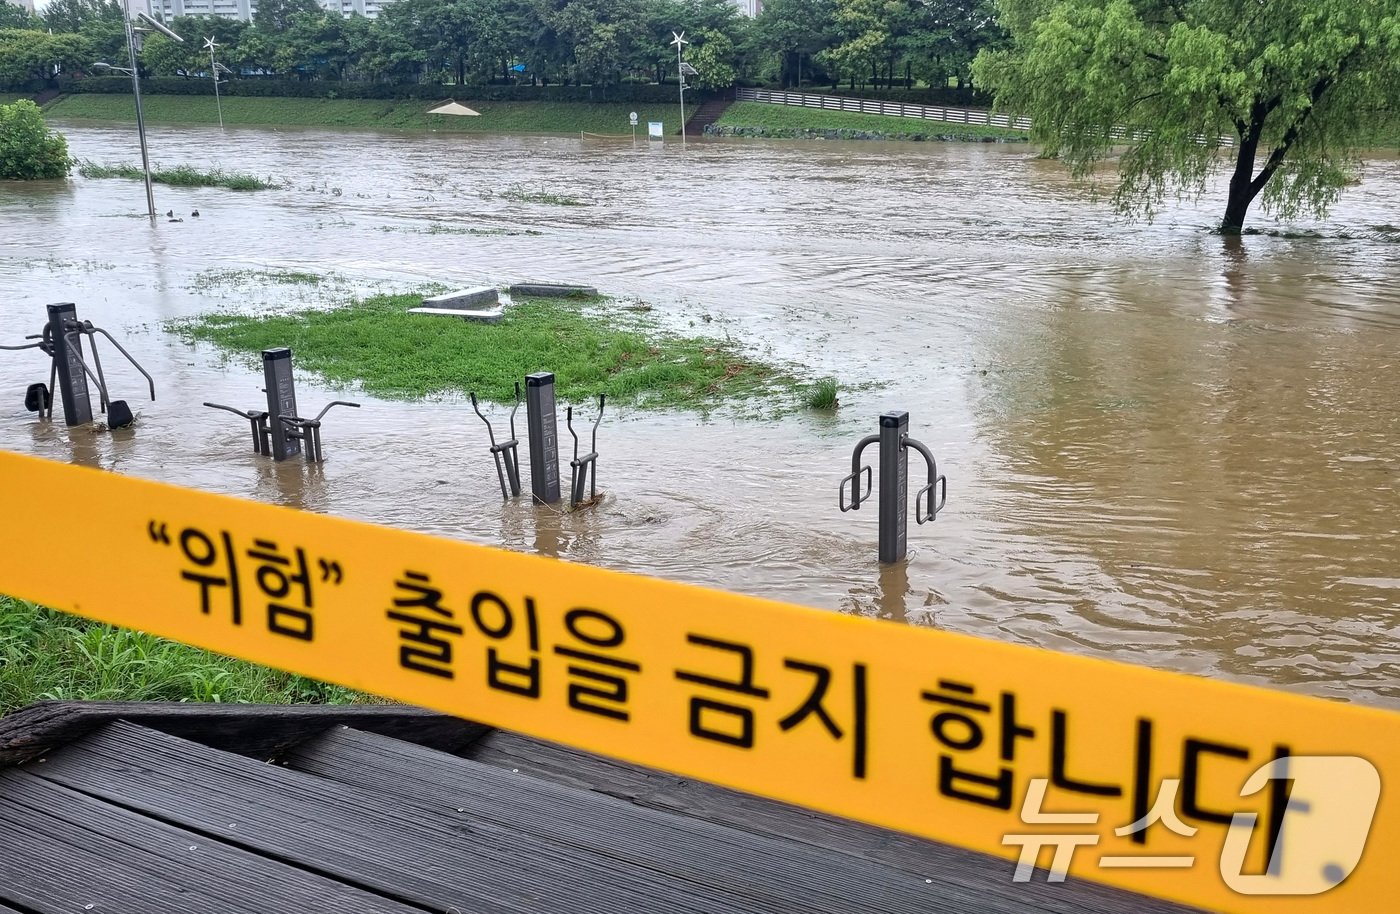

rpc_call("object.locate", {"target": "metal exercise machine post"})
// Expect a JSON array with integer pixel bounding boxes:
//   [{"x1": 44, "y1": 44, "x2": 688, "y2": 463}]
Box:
[
  {"x1": 566, "y1": 394, "x2": 605, "y2": 509},
  {"x1": 525, "y1": 372, "x2": 561, "y2": 505},
  {"x1": 1, "y1": 302, "x2": 156, "y2": 429},
  {"x1": 46, "y1": 303, "x2": 91, "y2": 426},
  {"x1": 203, "y1": 347, "x2": 359, "y2": 464},
  {"x1": 839, "y1": 411, "x2": 948, "y2": 563},
  {"x1": 263, "y1": 347, "x2": 301, "y2": 461},
  {"x1": 470, "y1": 383, "x2": 523, "y2": 501}
]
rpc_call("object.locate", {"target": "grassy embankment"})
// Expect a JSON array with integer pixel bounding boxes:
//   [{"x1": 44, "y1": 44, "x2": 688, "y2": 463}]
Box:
[
  {"x1": 43, "y1": 93, "x2": 687, "y2": 133},
  {"x1": 174, "y1": 292, "x2": 833, "y2": 411},
  {"x1": 0, "y1": 595, "x2": 359, "y2": 714},
  {"x1": 711, "y1": 101, "x2": 1028, "y2": 142}
]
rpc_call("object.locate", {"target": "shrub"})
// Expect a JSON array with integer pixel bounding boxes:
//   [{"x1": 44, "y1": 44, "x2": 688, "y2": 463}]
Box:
[{"x1": 0, "y1": 99, "x2": 70, "y2": 179}]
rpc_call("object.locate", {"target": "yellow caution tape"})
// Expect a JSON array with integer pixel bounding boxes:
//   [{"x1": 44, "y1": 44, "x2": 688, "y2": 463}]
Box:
[{"x1": 0, "y1": 449, "x2": 1395, "y2": 913}]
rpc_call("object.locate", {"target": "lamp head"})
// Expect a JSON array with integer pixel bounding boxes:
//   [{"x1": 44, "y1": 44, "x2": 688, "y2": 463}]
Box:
[{"x1": 136, "y1": 12, "x2": 184, "y2": 43}]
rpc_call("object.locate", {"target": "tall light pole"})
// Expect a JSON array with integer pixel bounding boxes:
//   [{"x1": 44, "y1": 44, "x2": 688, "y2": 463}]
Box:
[
  {"x1": 671, "y1": 30, "x2": 688, "y2": 149},
  {"x1": 204, "y1": 37, "x2": 224, "y2": 128},
  {"x1": 96, "y1": 5, "x2": 183, "y2": 221}
]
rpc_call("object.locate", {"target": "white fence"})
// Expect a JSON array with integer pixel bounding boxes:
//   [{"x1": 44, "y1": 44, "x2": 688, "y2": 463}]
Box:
[
  {"x1": 735, "y1": 88, "x2": 1033, "y2": 132},
  {"x1": 734, "y1": 88, "x2": 1238, "y2": 148}
]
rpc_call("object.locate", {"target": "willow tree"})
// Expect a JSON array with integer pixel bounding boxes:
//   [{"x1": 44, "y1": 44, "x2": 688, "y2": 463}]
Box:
[{"x1": 972, "y1": 0, "x2": 1400, "y2": 233}]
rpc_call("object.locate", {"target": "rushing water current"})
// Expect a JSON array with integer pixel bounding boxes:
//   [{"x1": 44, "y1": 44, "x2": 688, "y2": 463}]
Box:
[{"x1": 3, "y1": 123, "x2": 1398, "y2": 707}]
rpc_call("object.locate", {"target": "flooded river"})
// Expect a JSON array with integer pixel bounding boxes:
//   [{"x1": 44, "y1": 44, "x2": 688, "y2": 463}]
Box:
[{"x1": 2, "y1": 123, "x2": 1398, "y2": 707}]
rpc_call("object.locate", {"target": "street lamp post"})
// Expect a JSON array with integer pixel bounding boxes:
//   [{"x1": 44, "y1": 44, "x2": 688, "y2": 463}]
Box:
[
  {"x1": 204, "y1": 37, "x2": 225, "y2": 128},
  {"x1": 95, "y1": 5, "x2": 183, "y2": 221},
  {"x1": 671, "y1": 31, "x2": 688, "y2": 149}
]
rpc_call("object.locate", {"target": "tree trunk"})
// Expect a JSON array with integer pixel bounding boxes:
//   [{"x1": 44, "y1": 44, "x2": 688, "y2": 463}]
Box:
[{"x1": 1221, "y1": 105, "x2": 1267, "y2": 234}]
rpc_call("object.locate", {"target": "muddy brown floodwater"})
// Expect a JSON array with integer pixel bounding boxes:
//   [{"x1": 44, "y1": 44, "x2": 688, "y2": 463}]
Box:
[{"x1": 2, "y1": 123, "x2": 1398, "y2": 707}]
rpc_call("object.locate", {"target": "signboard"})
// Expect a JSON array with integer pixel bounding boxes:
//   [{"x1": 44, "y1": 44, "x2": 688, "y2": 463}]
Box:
[
  {"x1": 629, "y1": 111, "x2": 639, "y2": 126},
  {"x1": 648, "y1": 121, "x2": 664, "y2": 140},
  {"x1": 0, "y1": 449, "x2": 1396, "y2": 914}
]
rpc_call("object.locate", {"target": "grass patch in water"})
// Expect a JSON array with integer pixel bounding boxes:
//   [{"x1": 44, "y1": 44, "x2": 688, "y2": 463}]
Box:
[
  {"x1": 0, "y1": 595, "x2": 360, "y2": 714},
  {"x1": 189, "y1": 268, "x2": 326, "y2": 292},
  {"x1": 498, "y1": 184, "x2": 589, "y2": 206},
  {"x1": 172, "y1": 292, "x2": 822, "y2": 411},
  {"x1": 378, "y1": 223, "x2": 544, "y2": 237},
  {"x1": 805, "y1": 377, "x2": 840, "y2": 410},
  {"x1": 78, "y1": 160, "x2": 279, "y2": 190}
]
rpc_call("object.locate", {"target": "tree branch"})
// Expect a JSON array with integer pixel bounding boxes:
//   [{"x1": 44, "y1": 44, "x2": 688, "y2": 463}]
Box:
[{"x1": 1248, "y1": 47, "x2": 1362, "y2": 195}]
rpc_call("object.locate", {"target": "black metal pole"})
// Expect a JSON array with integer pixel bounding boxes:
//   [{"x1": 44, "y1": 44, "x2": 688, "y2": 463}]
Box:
[
  {"x1": 262, "y1": 348, "x2": 301, "y2": 461},
  {"x1": 878, "y1": 410, "x2": 909, "y2": 563},
  {"x1": 46, "y1": 303, "x2": 92, "y2": 427},
  {"x1": 525, "y1": 372, "x2": 561, "y2": 504}
]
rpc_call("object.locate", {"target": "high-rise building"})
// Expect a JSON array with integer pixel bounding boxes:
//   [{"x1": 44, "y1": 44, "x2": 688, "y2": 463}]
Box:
[
  {"x1": 728, "y1": 0, "x2": 762, "y2": 17},
  {"x1": 7, "y1": 0, "x2": 37, "y2": 14},
  {"x1": 149, "y1": 0, "x2": 255, "y2": 21},
  {"x1": 147, "y1": 0, "x2": 392, "y2": 21}
]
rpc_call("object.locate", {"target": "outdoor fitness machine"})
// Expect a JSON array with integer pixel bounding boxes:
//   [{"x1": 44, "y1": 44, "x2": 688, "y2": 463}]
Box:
[
  {"x1": 203, "y1": 347, "x2": 359, "y2": 464},
  {"x1": 839, "y1": 410, "x2": 947, "y2": 563},
  {"x1": 471, "y1": 371, "x2": 604, "y2": 509},
  {"x1": 470, "y1": 383, "x2": 523, "y2": 501},
  {"x1": 0, "y1": 302, "x2": 156, "y2": 429},
  {"x1": 567, "y1": 394, "x2": 605, "y2": 509}
]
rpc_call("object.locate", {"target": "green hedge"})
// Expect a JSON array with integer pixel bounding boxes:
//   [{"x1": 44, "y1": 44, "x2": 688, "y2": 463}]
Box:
[{"x1": 55, "y1": 77, "x2": 684, "y2": 103}]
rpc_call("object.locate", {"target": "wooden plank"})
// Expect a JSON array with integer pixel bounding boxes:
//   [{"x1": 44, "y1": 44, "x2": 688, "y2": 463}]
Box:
[
  {"x1": 0, "y1": 770, "x2": 425, "y2": 914},
  {"x1": 287, "y1": 727, "x2": 988, "y2": 914},
  {"x1": 0, "y1": 700, "x2": 488, "y2": 767},
  {"x1": 34, "y1": 722, "x2": 795, "y2": 914},
  {"x1": 464, "y1": 731, "x2": 1202, "y2": 914}
]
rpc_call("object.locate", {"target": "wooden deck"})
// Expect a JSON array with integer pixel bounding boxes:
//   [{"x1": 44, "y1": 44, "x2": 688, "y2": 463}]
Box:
[{"x1": 0, "y1": 703, "x2": 1201, "y2": 914}]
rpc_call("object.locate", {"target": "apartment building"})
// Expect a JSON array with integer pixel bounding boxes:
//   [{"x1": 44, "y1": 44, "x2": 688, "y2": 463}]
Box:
[{"x1": 148, "y1": 0, "x2": 388, "y2": 22}]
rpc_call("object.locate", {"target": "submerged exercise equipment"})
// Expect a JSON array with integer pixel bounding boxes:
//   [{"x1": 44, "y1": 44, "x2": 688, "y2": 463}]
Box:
[
  {"x1": 204, "y1": 347, "x2": 359, "y2": 464},
  {"x1": 1, "y1": 302, "x2": 156, "y2": 429},
  {"x1": 470, "y1": 383, "x2": 524, "y2": 501},
  {"x1": 472, "y1": 371, "x2": 604, "y2": 509},
  {"x1": 839, "y1": 410, "x2": 947, "y2": 563}
]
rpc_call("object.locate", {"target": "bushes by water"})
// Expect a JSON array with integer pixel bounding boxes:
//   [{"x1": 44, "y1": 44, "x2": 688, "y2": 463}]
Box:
[{"x1": 0, "y1": 99, "x2": 69, "y2": 179}]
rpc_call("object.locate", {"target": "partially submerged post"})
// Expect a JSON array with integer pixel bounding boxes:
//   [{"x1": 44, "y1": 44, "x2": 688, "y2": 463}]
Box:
[
  {"x1": 839, "y1": 411, "x2": 948, "y2": 563},
  {"x1": 263, "y1": 347, "x2": 301, "y2": 461},
  {"x1": 46, "y1": 303, "x2": 93, "y2": 427},
  {"x1": 525, "y1": 372, "x2": 561, "y2": 505}
]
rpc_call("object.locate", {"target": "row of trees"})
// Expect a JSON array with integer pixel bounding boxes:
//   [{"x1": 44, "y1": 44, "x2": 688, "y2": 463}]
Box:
[
  {"x1": 0, "y1": 0, "x2": 1002, "y2": 92},
  {"x1": 6, "y1": 0, "x2": 1393, "y2": 232}
]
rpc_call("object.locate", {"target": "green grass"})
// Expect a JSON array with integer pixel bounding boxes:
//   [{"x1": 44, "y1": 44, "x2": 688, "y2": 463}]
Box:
[
  {"x1": 714, "y1": 102, "x2": 1027, "y2": 141},
  {"x1": 78, "y1": 160, "x2": 278, "y2": 190},
  {"x1": 0, "y1": 595, "x2": 359, "y2": 714},
  {"x1": 189, "y1": 268, "x2": 325, "y2": 292},
  {"x1": 44, "y1": 94, "x2": 690, "y2": 134},
  {"x1": 172, "y1": 292, "x2": 822, "y2": 411},
  {"x1": 804, "y1": 377, "x2": 840, "y2": 410}
]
